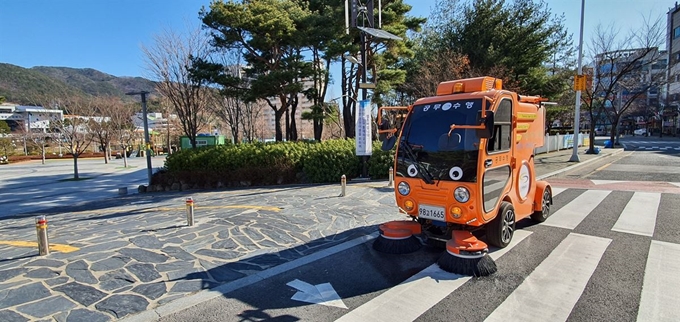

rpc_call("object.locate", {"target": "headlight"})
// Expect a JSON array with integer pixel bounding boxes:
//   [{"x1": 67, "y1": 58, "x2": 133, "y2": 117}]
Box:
[
  {"x1": 454, "y1": 187, "x2": 470, "y2": 203},
  {"x1": 398, "y1": 182, "x2": 410, "y2": 196}
]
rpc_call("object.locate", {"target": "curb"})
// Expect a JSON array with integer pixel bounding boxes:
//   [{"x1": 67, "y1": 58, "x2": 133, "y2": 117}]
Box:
[
  {"x1": 120, "y1": 232, "x2": 379, "y2": 322},
  {"x1": 536, "y1": 148, "x2": 625, "y2": 180}
]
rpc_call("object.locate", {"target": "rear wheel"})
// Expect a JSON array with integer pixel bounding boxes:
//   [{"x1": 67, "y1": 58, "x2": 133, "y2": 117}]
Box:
[
  {"x1": 531, "y1": 188, "x2": 552, "y2": 223},
  {"x1": 486, "y1": 201, "x2": 515, "y2": 248}
]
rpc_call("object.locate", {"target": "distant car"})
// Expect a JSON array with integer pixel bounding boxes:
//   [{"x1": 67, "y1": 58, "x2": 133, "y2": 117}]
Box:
[
  {"x1": 595, "y1": 128, "x2": 606, "y2": 135},
  {"x1": 634, "y1": 128, "x2": 647, "y2": 136}
]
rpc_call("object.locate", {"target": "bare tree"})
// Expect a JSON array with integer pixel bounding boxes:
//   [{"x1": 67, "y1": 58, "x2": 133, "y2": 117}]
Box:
[
  {"x1": 110, "y1": 101, "x2": 137, "y2": 168},
  {"x1": 241, "y1": 101, "x2": 266, "y2": 143},
  {"x1": 50, "y1": 97, "x2": 95, "y2": 179},
  {"x1": 88, "y1": 96, "x2": 122, "y2": 164},
  {"x1": 582, "y1": 15, "x2": 666, "y2": 151},
  {"x1": 142, "y1": 26, "x2": 212, "y2": 148}
]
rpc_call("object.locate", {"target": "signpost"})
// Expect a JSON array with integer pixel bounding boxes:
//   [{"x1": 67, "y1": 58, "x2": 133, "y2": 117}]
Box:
[{"x1": 356, "y1": 99, "x2": 372, "y2": 157}]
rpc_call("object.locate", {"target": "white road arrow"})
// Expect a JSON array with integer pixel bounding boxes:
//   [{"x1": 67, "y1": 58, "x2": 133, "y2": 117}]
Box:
[{"x1": 287, "y1": 279, "x2": 347, "y2": 309}]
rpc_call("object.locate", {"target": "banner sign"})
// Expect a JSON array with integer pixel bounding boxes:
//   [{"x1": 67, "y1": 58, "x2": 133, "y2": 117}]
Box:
[{"x1": 355, "y1": 99, "x2": 373, "y2": 156}]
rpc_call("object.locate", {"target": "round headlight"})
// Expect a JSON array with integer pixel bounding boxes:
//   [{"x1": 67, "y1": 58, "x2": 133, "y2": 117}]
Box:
[
  {"x1": 454, "y1": 187, "x2": 470, "y2": 203},
  {"x1": 398, "y1": 182, "x2": 410, "y2": 196}
]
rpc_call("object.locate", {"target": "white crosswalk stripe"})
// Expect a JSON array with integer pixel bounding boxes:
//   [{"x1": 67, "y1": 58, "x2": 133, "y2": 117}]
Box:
[
  {"x1": 485, "y1": 233, "x2": 611, "y2": 322},
  {"x1": 543, "y1": 189, "x2": 611, "y2": 229},
  {"x1": 612, "y1": 192, "x2": 661, "y2": 236},
  {"x1": 637, "y1": 241, "x2": 680, "y2": 321}
]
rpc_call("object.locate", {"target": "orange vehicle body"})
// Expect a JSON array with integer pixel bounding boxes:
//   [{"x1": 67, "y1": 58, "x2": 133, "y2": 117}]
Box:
[{"x1": 378, "y1": 76, "x2": 551, "y2": 247}]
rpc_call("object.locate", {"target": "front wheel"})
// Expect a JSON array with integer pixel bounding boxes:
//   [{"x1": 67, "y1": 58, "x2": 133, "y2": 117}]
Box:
[
  {"x1": 531, "y1": 188, "x2": 552, "y2": 223},
  {"x1": 486, "y1": 201, "x2": 515, "y2": 248}
]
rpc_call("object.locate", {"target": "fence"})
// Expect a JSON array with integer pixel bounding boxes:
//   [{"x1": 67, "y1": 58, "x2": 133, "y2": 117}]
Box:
[{"x1": 534, "y1": 133, "x2": 589, "y2": 154}]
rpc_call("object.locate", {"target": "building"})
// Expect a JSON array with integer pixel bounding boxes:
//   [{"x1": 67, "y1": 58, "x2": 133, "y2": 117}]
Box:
[
  {"x1": 0, "y1": 103, "x2": 64, "y2": 132},
  {"x1": 591, "y1": 47, "x2": 666, "y2": 134},
  {"x1": 229, "y1": 63, "x2": 323, "y2": 141},
  {"x1": 666, "y1": 2, "x2": 680, "y2": 134}
]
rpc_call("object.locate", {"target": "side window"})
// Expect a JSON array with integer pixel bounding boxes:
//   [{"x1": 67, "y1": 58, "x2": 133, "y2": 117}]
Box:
[
  {"x1": 486, "y1": 99, "x2": 512, "y2": 153},
  {"x1": 483, "y1": 166, "x2": 511, "y2": 212}
]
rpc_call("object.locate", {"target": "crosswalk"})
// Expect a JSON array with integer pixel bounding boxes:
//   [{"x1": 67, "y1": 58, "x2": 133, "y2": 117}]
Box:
[
  {"x1": 330, "y1": 184, "x2": 680, "y2": 322},
  {"x1": 621, "y1": 140, "x2": 680, "y2": 151}
]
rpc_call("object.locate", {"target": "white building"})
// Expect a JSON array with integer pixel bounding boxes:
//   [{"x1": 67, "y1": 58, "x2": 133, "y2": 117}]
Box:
[
  {"x1": 0, "y1": 103, "x2": 64, "y2": 132},
  {"x1": 132, "y1": 112, "x2": 178, "y2": 133}
]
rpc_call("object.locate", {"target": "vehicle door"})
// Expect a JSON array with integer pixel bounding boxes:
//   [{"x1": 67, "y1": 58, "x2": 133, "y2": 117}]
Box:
[{"x1": 481, "y1": 97, "x2": 513, "y2": 221}]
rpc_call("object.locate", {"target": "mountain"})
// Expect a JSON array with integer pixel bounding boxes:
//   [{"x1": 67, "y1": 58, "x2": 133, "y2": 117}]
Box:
[
  {"x1": 0, "y1": 63, "x2": 157, "y2": 105},
  {"x1": 0, "y1": 63, "x2": 87, "y2": 105}
]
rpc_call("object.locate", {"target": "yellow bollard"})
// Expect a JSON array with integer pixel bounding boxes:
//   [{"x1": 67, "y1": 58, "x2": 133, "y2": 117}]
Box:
[
  {"x1": 340, "y1": 175, "x2": 346, "y2": 197},
  {"x1": 185, "y1": 197, "x2": 195, "y2": 226},
  {"x1": 35, "y1": 215, "x2": 49, "y2": 256}
]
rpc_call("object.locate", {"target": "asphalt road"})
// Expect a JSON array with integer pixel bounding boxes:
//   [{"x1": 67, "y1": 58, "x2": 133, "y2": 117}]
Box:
[{"x1": 154, "y1": 144, "x2": 680, "y2": 322}]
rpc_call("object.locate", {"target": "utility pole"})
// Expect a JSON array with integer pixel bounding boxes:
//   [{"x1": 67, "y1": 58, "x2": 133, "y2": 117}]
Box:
[
  {"x1": 126, "y1": 91, "x2": 152, "y2": 185},
  {"x1": 570, "y1": 0, "x2": 585, "y2": 162}
]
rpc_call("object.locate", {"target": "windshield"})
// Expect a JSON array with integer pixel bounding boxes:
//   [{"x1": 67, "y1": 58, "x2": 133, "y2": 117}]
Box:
[{"x1": 397, "y1": 99, "x2": 483, "y2": 183}]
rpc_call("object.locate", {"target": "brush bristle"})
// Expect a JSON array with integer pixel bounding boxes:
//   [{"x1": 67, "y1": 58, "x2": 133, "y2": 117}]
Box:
[
  {"x1": 373, "y1": 235, "x2": 422, "y2": 254},
  {"x1": 437, "y1": 252, "x2": 497, "y2": 277}
]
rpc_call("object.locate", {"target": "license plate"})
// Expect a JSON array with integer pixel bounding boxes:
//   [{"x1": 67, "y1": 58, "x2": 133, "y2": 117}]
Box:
[{"x1": 419, "y1": 204, "x2": 446, "y2": 221}]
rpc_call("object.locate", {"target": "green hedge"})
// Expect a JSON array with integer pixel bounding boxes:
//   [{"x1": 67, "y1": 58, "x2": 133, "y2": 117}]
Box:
[{"x1": 155, "y1": 139, "x2": 395, "y2": 188}]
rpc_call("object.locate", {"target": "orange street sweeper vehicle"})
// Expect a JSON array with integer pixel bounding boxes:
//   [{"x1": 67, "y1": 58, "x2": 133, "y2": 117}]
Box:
[{"x1": 373, "y1": 76, "x2": 553, "y2": 276}]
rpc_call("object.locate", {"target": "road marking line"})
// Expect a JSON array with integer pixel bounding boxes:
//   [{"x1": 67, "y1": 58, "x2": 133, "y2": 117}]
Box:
[
  {"x1": 637, "y1": 240, "x2": 680, "y2": 322},
  {"x1": 0, "y1": 240, "x2": 80, "y2": 253},
  {"x1": 153, "y1": 205, "x2": 281, "y2": 212},
  {"x1": 551, "y1": 187, "x2": 566, "y2": 196},
  {"x1": 485, "y1": 233, "x2": 611, "y2": 322},
  {"x1": 611, "y1": 192, "x2": 660, "y2": 237},
  {"x1": 543, "y1": 190, "x2": 611, "y2": 230},
  {"x1": 591, "y1": 180, "x2": 621, "y2": 185},
  {"x1": 595, "y1": 161, "x2": 613, "y2": 171},
  {"x1": 335, "y1": 230, "x2": 532, "y2": 322}
]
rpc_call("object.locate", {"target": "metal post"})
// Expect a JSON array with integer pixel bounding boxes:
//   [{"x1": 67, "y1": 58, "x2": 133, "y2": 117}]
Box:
[
  {"x1": 340, "y1": 175, "x2": 346, "y2": 197},
  {"x1": 35, "y1": 215, "x2": 49, "y2": 256},
  {"x1": 185, "y1": 197, "x2": 195, "y2": 226},
  {"x1": 126, "y1": 91, "x2": 153, "y2": 185},
  {"x1": 570, "y1": 0, "x2": 585, "y2": 162},
  {"x1": 388, "y1": 166, "x2": 394, "y2": 187}
]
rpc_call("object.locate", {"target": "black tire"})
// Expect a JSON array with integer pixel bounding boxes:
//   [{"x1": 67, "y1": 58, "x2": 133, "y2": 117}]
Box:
[
  {"x1": 531, "y1": 188, "x2": 552, "y2": 223},
  {"x1": 486, "y1": 201, "x2": 515, "y2": 248}
]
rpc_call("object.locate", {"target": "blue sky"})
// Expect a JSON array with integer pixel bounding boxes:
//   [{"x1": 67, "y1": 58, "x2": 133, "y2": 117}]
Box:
[{"x1": 0, "y1": 0, "x2": 673, "y2": 97}]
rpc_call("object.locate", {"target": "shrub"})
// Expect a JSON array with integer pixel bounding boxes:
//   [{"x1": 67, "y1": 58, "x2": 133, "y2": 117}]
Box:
[{"x1": 154, "y1": 138, "x2": 395, "y2": 190}]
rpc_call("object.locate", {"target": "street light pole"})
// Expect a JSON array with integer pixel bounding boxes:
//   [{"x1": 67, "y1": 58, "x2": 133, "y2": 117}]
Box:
[
  {"x1": 570, "y1": 0, "x2": 585, "y2": 162},
  {"x1": 126, "y1": 91, "x2": 152, "y2": 185}
]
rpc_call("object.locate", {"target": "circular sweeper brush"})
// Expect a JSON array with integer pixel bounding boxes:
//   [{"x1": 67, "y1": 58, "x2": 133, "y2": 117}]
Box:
[
  {"x1": 437, "y1": 230, "x2": 497, "y2": 277},
  {"x1": 373, "y1": 220, "x2": 423, "y2": 254}
]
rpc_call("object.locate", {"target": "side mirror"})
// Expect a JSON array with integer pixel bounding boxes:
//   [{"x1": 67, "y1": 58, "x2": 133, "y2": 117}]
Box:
[{"x1": 478, "y1": 111, "x2": 494, "y2": 139}]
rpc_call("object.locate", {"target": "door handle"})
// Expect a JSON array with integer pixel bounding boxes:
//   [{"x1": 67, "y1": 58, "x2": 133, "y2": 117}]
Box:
[{"x1": 484, "y1": 159, "x2": 493, "y2": 168}]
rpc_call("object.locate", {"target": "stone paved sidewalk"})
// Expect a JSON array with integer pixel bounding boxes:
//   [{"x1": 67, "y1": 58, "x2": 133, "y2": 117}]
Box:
[{"x1": 0, "y1": 147, "x2": 619, "y2": 321}]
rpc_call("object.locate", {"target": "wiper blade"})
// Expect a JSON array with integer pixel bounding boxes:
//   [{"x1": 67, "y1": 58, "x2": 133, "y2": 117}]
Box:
[{"x1": 400, "y1": 141, "x2": 435, "y2": 185}]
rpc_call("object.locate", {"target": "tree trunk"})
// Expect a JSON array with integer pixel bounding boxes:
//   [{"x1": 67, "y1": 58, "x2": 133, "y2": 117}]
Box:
[
  {"x1": 275, "y1": 108, "x2": 285, "y2": 141},
  {"x1": 41, "y1": 143, "x2": 45, "y2": 165},
  {"x1": 73, "y1": 154, "x2": 79, "y2": 180},
  {"x1": 123, "y1": 147, "x2": 129, "y2": 168},
  {"x1": 103, "y1": 143, "x2": 109, "y2": 164},
  {"x1": 314, "y1": 118, "x2": 323, "y2": 141},
  {"x1": 610, "y1": 114, "x2": 621, "y2": 146}
]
